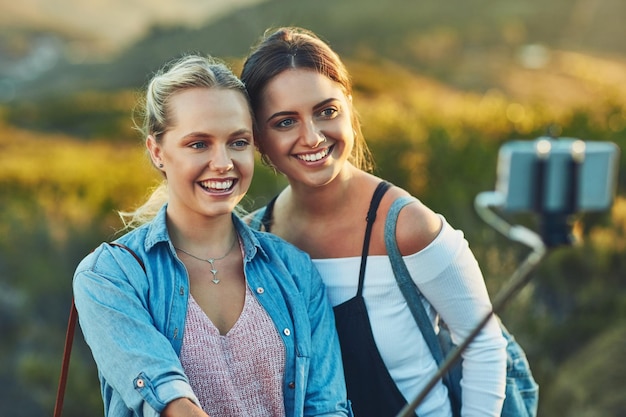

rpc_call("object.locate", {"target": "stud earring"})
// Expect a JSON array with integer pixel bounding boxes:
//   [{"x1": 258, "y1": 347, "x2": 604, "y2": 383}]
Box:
[{"x1": 158, "y1": 163, "x2": 164, "y2": 168}]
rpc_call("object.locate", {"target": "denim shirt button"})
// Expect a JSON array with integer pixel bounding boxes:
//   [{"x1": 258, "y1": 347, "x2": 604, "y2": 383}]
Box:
[
  {"x1": 283, "y1": 328, "x2": 291, "y2": 336},
  {"x1": 179, "y1": 286, "x2": 184, "y2": 295},
  {"x1": 256, "y1": 287, "x2": 264, "y2": 294},
  {"x1": 136, "y1": 378, "x2": 145, "y2": 388},
  {"x1": 288, "y1": 381, "x2": 295, "y2": 389}
]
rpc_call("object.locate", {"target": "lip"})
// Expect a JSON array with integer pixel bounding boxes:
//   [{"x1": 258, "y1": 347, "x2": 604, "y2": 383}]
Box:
[
  {"x1": 198, "y1": 178, "x2": 237, "y2": 193},
  {"x1": 293, "y1": 144, "x2": 334, "y2": 163}
]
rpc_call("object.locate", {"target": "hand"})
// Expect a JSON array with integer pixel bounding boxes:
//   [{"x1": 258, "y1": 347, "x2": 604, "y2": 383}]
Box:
[{"x1": 161, "y1": 398, "x2": 209, "y2": 417}]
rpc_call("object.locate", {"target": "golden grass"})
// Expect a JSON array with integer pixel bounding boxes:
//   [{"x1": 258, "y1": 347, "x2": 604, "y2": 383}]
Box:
[{"x1": 0, "y1": 122, "x2": 160, "y2": 229}]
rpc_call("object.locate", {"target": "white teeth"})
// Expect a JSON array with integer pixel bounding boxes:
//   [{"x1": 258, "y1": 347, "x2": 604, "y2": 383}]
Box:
[
  {"x1": 297, "y1": 147, "x2": 330, "y2": 162},
  {"x1": 200, "y1": 179, "x2": 233, "y2": 190}
]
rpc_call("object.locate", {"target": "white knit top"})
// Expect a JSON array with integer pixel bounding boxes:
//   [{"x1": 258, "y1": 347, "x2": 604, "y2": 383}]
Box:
[
  {"x1": 180, "y1": 286, "x2": 286, "y2": 417},
  {"x1": 312, "y1": 217, "x2": 507, "y2": 417}
]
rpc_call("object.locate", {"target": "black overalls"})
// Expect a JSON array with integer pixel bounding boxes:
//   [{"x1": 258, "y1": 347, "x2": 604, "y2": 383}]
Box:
[{"x1": 260, "y1": 181, "x2": 415, "y2": 417}]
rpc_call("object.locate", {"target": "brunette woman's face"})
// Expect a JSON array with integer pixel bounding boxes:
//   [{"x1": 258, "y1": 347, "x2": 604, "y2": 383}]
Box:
[
  {"x1": 256, "y1": 69, "x2": 354, "y2": 188},
  {"x1": 147, "y1": 87, "x2": 254, "y2": 221}
]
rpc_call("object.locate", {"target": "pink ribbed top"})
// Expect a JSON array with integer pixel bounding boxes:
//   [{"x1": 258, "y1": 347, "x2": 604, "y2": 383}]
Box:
[{"x1": 180, "y1": 286, "x2": 286, "y2": 417}]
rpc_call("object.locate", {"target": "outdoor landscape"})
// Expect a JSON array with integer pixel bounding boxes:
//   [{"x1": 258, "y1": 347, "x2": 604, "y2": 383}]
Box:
[{"x1": 1, "y1": 0, "x2": 625, "y2": 416}]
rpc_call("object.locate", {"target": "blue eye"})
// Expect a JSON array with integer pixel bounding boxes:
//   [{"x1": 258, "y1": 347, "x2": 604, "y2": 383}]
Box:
[
  {"x1": 190, "y1": 142, "x2": 207, "y2": 149},
  {"x1": 320, "y1": 107, "x2": 338, "y2": 118},
  {"x1": 276, "y1": 118, "x2": 295, "y2": 128},
  {"x1": 231, "y1": 139, "x2": 250, "y2": 149}
]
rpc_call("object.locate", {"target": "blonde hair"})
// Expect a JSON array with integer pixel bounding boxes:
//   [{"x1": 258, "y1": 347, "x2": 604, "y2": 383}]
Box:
[
  {"x1": 119, "y1": 183, "x2": 169, "y2": 230},
  {"x1": 119, "y1": 54, "x2": 250, "y2": 230}
]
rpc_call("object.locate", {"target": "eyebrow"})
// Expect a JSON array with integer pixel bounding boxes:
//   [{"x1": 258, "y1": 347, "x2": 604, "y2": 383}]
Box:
[
  {"x1": 229, "y1": 128, "x2": 254, "y2": 137},
  {"x1": 182, "y1": 128, "x2": 253, "y2": 140},
  {"x1": 182, "y1": 132, "x2": 213, "y2": 140},
  {"x1": 265, "y1": 98, "x2": 338, "y2": 123},
  {"x1": 265, "y1": 111, "x2": 295, "y2": 124}
]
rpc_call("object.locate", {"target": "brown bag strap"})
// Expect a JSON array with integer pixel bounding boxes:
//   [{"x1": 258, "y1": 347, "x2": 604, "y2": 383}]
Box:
[
  {"x1": 54, "y1": 242, "x2": 145, "y2": 416},
  {"x1": 53, "y1": 300, "x2": 78, "y2": 417}
]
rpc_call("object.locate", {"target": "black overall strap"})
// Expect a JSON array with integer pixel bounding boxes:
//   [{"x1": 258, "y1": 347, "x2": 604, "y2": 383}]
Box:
[
  {"x1": 333, "y1": 180, "x2": 414, "y2": 417},
  {"x1": 357, "y1": 181, "x2": 392, "y2": 296}
]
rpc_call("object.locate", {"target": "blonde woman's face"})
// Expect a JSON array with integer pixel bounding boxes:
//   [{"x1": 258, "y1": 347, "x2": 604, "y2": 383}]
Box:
[{"x1": 147, "y1": 87, "x2": 255, "y2": 221}]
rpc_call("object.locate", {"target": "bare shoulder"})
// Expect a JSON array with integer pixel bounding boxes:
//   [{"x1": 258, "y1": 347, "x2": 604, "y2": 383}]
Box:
[{"x1": 384, "y1": 186, "x2": 442, "y2": 256}]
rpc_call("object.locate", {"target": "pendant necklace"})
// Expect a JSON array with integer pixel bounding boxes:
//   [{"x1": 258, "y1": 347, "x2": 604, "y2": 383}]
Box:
[{"x1": 175, "y1": 237, "x2": 238, "y2": 284}]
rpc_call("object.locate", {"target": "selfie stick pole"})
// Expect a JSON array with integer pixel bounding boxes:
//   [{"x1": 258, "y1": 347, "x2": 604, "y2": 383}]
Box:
[
  {"x1": 396, "y1": 140, "x2": 585, "y2": 417},
  {"x1": 395, "y1": 191, "x2": 549, "y2": 417}
]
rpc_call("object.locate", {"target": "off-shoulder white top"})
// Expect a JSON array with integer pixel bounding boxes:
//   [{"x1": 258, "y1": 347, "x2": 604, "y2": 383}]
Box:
[{"x1": 313, "y1": 216, "x2": 507, "y2": 417}]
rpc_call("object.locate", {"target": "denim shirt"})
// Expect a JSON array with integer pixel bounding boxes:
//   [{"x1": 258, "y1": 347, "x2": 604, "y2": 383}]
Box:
[{"x1": 73, "y1": 205, "x2": 351, "y2": 417}]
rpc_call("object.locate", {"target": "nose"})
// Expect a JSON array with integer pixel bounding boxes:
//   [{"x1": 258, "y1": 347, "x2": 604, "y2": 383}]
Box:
[
  {"x1": 302, "y1": 122, "x2": 326, "y2": 149},
  {"x1": 210, "y1": 145, "x2": 234, "y2": 173}
]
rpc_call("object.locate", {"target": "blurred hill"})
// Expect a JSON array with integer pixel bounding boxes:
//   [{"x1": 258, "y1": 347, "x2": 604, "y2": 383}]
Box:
[
  {"x1": 2, "y1": 0, "x2": 625, "y2": 103},
  {"x1": 0, "y1": 0, "x2": 265, "y2": 53},
  {"x1": 0, "y1": 0, "x2": 264, "y2": 101}
]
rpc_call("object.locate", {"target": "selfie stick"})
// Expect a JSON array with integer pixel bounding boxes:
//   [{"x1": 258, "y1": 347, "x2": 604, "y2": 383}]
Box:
[
  {"x1": 395, "y1": 144, "x2": 584, "y2": 417},
  {"x1": 395, "y1": 193, "x2": 548, "y2": 417}
]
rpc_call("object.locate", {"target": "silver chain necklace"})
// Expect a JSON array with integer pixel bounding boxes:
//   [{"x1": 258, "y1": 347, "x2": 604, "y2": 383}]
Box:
[{"x1": 175, "y1": 237, "x2": 237, "y2": 284}]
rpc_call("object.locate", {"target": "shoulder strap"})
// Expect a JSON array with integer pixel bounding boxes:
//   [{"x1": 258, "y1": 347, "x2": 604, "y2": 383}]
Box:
[
  {"x1": 248, "y1": 194, "x2": 278, "y2": 232},
  {"x1": 248, "y1": 209, "x2": 266, "y2": 231},
  {"x1": 109, "y1": 242, "x2": 146, "y2": 271},
  {"x1": 53, "y1": 299, "x2": 78, "y2": 417},
  {"x1": 383, "y1": 196, "x2": 445, "y2": 365},
  {"x1": 259, "y1": 195, "x2": 279, "y2": 232},
  {"x1": 54, "y1": 243, "x2": 145, "y2": 417},
  {"x1": 356, "y1": 181, "x2": 391, "y2": 296}
]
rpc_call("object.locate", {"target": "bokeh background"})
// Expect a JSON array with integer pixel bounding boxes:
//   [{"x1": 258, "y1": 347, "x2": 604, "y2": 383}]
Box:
[{"x1": 1, "y1": 0, "x2": 625, "y2": 416}]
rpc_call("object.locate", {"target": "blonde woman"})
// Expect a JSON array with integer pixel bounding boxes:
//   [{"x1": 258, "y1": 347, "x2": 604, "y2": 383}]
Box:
[{"x1": 73, "y1": 54, "x2": 351, "y2": 417}]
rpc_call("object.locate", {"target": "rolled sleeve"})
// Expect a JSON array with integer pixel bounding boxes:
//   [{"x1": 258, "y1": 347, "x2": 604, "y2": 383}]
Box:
[{"x1": 73, "y1": 245, "x2": 197, "y2": 416}]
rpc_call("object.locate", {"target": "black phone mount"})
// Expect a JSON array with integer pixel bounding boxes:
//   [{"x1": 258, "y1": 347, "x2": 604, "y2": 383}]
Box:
[{"x1": 532, "y1": 142, "x2": 582, "y2": 247}]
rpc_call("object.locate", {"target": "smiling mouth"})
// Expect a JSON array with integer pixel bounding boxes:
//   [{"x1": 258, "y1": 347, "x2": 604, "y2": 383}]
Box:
[
  {"x1": 199, "y1": 179, "x2": 235, "y2": 192},
  {"x1": 295, "y1": 145, "x2": 333, "y2": 162}
]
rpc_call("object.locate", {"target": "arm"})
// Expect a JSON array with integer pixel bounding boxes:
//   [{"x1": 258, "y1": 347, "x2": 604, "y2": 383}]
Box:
[
  {"x1": 398, "y1": 209, "x2": 507, "y2": 416},
  {"x1": 162, "y1": 398, "x2": 209, "y2": 417},
  {"x1": 396, "y1": 197, "x2": 506, "y2": 416},
  {"x1": 73, "y1": 246, "x2": 199, "y2": 415}
]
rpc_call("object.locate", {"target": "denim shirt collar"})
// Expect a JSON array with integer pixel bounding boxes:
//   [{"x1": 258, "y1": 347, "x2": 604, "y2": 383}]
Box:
[{"x1": 143, "y1": 204, "x2": 269, "y2": 263}]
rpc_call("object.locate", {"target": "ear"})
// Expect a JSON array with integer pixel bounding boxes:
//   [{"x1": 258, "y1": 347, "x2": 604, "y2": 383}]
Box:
[{"x1": 146, "y1": 135, "x2": 164, "y2": 170}]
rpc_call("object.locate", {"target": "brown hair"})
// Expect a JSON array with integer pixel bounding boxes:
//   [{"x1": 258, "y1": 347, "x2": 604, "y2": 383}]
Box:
[{"x1": 241, "y1": 26, "x2": 374, "y2": 172}]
